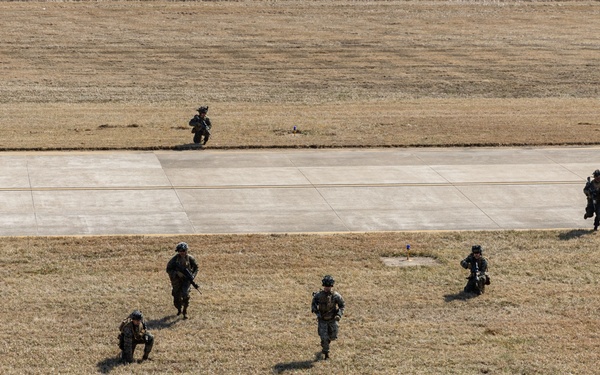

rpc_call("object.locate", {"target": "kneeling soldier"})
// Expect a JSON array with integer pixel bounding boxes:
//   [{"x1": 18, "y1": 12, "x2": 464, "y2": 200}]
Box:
[
  {"x1": 119, "y1": 310, "x2": 154, "y2": 364},
  {"x1": 460, "y1": 245, "x2": 490, "y2": 295}
]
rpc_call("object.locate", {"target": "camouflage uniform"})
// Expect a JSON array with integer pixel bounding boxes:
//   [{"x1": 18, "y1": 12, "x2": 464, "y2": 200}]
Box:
[
  {"x1": 311, "y1": 276, "x2": 345, "y2": 359},
  {"x1": 460, "y1": 246, "x2": 489, "y2": 295},
  {"x1": 189, "y1": 106, "x2": 212, "y2": 145},
  {"x1": 166, "y1": 243, "x2": 199, "y2": 318},
  {"x1": 583, "y1": 171, "x2": 600, "y2": 230},
  {"x1": 120, "y1": 313, "x2": 154, "y2": 363}
]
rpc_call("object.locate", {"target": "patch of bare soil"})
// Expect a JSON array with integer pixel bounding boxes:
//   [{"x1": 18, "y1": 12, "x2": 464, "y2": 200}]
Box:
[{"x1": 381, "y1": 256, "x2": 440, "y2": 267}]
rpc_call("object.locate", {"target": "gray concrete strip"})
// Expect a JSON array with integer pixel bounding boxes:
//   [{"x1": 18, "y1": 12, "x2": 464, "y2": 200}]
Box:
[
  {"x1": 26, "y1": 153, "x2": 170, "y2": 189},
  {"x1": 0, "y1": 147, "x2": 597, "y2": 236},
  {"x1": 0, "y1": 157, "x2": 31, "y2": 188},
  {"x1": 35, "y1": 212, "x2": 195, "y2": 236},
  {"x1": 164, "y1": 167, "x2": 312, "y2": 187},
  {"x1": 298, "y1": 165, "x2": 444, "y2": 185},
  {"x1": 0, "y1": 191, "x2": 35, "y2": 213}
]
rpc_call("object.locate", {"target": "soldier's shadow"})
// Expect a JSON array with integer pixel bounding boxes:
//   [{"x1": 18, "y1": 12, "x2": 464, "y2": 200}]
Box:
[
  {"x1": 174, "y1": 143, "x2": 204, "y2": 151},
  {"x1": 145, "y1": 315, "x2": 181, "y2": 330},
  {"x1": 96, "y1": 355, "x2": 123, "y2": 374},
  {"x1": 272, "y1": 352, "x2": 321, "y2": 373},
  {"x1": 444, "y1": 291, "x2": 479, "y2": 302},
  {"x1": 558, "y1": 229, "x2": 592, "y2": 240}
]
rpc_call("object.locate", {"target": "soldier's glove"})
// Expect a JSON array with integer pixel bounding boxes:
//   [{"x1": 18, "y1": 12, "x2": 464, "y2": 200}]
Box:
[{"x1": 335, "y1": 315, "x2": 341, "y2": 321}]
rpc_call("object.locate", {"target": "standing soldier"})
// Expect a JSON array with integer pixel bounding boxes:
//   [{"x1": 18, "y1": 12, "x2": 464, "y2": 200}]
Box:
[
  {"x1": 166, "y1": 242, "x2": 199, "y2": 319},
  {"x1": 311, "y1": 275, "x2": 345, "y2": 360},
  {"x1": 188, "y1": 106, "x2": 212, "y2": 145},
  {"x1": 460, "y1": 245, "x2": 490, "y2": 295},
  {"x1": 119, "y1": 310, "x2": 154, "y2": 364},
  {"x1": 583, "y1": 169, "x2": 600, "y2": 230}
]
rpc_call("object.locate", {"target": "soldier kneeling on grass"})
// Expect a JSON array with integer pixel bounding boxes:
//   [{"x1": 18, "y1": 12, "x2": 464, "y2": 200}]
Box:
[
  {"x1": 460, "y1": 245, "x2": 490, "y2": 295},
  {"x1": 118, "y1": 310, "x2": 154, "y2": 364},
  {"x1": 188, "y1": 106, "x2": 212, "y2": 145}
]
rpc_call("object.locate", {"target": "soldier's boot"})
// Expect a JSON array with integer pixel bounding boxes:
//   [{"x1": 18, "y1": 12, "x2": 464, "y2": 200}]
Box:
[
  {"x1": 322, "y1": 351, "x2": 329, "y2": 360},
  {"x1": 174, "y1": 297, "x2": 182, "y2": 315},
  {"x1": 182, "y1": 297, "x2": 190, "y2": 319},
  {"x1": 140, "y1": 353, "x2": 149, "y2": 362}
]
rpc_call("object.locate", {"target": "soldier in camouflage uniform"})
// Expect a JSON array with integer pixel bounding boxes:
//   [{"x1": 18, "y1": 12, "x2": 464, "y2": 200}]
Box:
[
  {"x1": 460, "y1": 245, "x2": 490, "y2": 295},
  {"x1": 583, "y1": 169, "x2": 600, "y2": 230},
  {"x1": 311, "y1": 275, "x2": 345, "y2": 360},
  {"x1": 120, "y1": 310, "x2": 154, "y2": 364},
  {"x1": 166, "y1": 242, "x2": 199, "y2": 319},
  {"x1": 189, "y1": 106, "x2": 212, "y2": 145}
]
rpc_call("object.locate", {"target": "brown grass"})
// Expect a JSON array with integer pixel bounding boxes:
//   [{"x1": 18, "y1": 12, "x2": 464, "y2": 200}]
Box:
[
  {"x1": 1, "y1": 1, "x2": 599, "y2": 150},
  {"x1": 3, "y1": 2, "x2": 600, "y2": 374},
  {"x1": 2, "y1": 230, "x2": 600, "y2": 374}
]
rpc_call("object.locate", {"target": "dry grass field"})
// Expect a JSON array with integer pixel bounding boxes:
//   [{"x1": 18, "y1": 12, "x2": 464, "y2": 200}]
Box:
[
  {"x1": 2, "y1": 231, "x2": 600, "y2": 374},
  {"x1": 2, "y1": 1, "x2": 600, "y2": 374},
  {"x1": 1, "y1": 1, "x2": 599, "y2": 150}
]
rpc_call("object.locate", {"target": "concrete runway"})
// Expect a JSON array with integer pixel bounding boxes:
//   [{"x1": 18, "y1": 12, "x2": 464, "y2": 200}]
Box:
[{"x1": 0, "y1": 147, "x2": 597, "y2": 236}]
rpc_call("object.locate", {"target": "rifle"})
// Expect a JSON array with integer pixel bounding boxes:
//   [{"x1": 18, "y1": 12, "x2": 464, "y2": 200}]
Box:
[
  {"x1": 470, "y1": 262, "x2": 485, "y2": 292},
  {"x1": 174, "y1": 262, "x2": 201, "y2": 295},
  {"x1": 311, "y1": 291, "x2": 323, "y2": 320},
  {"x1": 189, "y1": 115, "x2": 211, "y2": 135}
]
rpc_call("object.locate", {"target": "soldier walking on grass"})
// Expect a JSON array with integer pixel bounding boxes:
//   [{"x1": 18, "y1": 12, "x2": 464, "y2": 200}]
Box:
[
  {"x1": 583, "y1": 169, "x2": 600, "y2": 230},
  {"x1": 119, "y1": 310, "x2": 154, "y2": 364},
  {"x1": 166, "y1": 242, "x2": 199, "y2": 319},
  {"x1": 311, "y1": 275, "x2": 345, "y2": 360},
  {"x1": 460, "y1": 245, "x2": 490, "y2": 295}
]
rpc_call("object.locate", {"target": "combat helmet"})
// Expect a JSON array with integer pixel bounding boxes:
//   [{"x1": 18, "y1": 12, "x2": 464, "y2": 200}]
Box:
[
  {"x1": 593, "y1": 169, "x2": 600, "y2": 177},
  {"x1": 322, "y1": 275, "x2": 335, "y2": 287},
  {"x1": 176, "y1": 242, "x2": 188, "y2": 252},
  {"x1": 471, "y1": 245, "x2": 483, "y2": 254},
  {"x1": 197, "y1": 106, "x2": 209, "y2": 114},
  {"x1": 130, "y1": 310, "x2": 143, "y2": 320}
]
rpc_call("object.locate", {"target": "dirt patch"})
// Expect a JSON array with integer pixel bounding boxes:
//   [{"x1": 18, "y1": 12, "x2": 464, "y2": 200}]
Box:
[{"x1": 380, "y1": 256, "x2": 440, "y2": 267}]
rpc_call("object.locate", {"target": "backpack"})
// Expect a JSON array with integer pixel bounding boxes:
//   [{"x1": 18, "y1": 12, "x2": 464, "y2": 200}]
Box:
[{"x1": 117, "y1": 317, "x2": 132, "y2": 350}]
